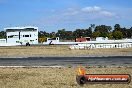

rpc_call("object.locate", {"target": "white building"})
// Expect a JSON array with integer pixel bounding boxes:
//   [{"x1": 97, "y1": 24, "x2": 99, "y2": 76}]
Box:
[
  {"x1": 4, "y1": 26, "x2": 38, "y2": 45},
  {"x1": 43, "y1": 37, "x2": 60, "y2": 45},
  {"x1": 96, "y1": 37, "x2": 108, "y2": 41}
]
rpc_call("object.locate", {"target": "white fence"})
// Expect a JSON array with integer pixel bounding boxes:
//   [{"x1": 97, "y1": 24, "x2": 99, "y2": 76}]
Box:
[
  {"x1": 0, "y1": 39, "x2": 6, "y2": 43},
  {"x1": 69, "y1": 43, "x2": 132, "y2": 50}
]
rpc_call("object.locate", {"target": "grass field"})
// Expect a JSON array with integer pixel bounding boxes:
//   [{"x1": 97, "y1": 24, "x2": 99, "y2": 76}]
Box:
[
  {"x1": 0, "y1": 67, "x2": 131, "y2": 88},
  {"x1": 0, "y1": 45, "x2": 132, "y2": 57}
]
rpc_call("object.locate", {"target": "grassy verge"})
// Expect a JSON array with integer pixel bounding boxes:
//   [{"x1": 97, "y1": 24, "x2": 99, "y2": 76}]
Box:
[
  {"x1": 0, "y1": 45, "x2": 132, "y2": 57},
  {"x1": 0, "y1": 67, "x2": 131, "y2": 88}
]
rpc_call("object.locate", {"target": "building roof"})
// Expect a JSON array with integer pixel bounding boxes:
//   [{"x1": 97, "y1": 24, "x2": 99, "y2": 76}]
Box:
[{"x1": 4, "y1": 26, "x2": 38, "y2": 32}]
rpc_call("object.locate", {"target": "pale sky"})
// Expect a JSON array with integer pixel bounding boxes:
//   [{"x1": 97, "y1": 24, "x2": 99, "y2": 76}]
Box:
[{"x1": 0, "y1": 0, "x2": 132, "y2": 32}]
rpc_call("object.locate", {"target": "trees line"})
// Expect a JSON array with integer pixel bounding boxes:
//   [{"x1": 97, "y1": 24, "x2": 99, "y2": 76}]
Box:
[
  {"x1": 0, "y1": 24, "x2": 132, "y2": 41},
  {"x1": 39, "y1": 24, "x2": 132, "y2": 41}
]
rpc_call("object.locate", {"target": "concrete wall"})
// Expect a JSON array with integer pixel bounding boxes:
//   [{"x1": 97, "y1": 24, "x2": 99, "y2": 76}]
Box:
[{"x1": 69, "y1": 43, "x2": 132, "y2": 49}]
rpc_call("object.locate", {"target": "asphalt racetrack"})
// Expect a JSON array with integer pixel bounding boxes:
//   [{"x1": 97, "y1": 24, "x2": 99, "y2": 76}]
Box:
[{"x1": 0, "y1": 56, "x2": 132, "y2": 67}]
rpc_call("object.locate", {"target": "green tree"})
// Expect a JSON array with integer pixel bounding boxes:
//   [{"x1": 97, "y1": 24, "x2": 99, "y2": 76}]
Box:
[
  {"x1": 90, "y1": 24, "x2": 95, "y2": 32},
  {"x1": 0, "y1": 31, "x2": 6, "y2": 39},
  {"x1": 92, "y1": 31, "x2": 100, "y2": 38},
  {"x1": 73, "y1": 28, "x2": 92, "y2": 38},
  {"x1": 99, "y1": 32, "x2": 108, "y2": 37},
  {"x1": 95, "y1": 25, "x2": 112, "y2": 33},
  {"x1": 108, "y1": 32, "x2": 113, "y2": 39},
  {"x1": 65, "y1": 31, "x2": 73, "y2": 40},
  {"x1": 49, "y1": 32, "x2": 56, "y2": 38},
  {"x1": 121, "y1": 27, "x2": 128, "y2": 38},
  {"x1": 84, "y1": 27, "x2": 92, "y2": 37},
  {"x1": 73, "y1": 29, "x2": 84, "y2": 38},
  {"x1": 94, "y1": 25, "x2": 112, "y2": 38},
  {"x1": 121, "y1": 27, "x2": 132, "y2": 38},
  {"x1": 114, "y1": 24, "x2": 121, "y2": 31},
  {"x1": 38, "y1": 31, "x2": 50, "y2": 37},
  {"x1": 113, "y1": 31, "x2": 123, "y2": 39},
  {"x1": 56, "y1": 29, "x2": 66, "y2": 39}
]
